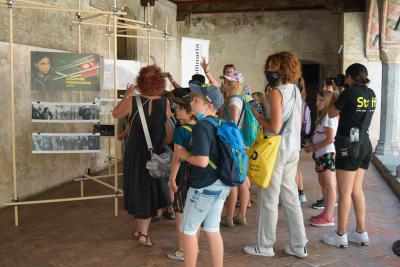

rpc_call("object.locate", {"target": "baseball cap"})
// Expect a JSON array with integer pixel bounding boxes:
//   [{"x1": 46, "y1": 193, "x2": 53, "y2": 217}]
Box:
[
  {"x1": 220, "y1": 71, "x2": 244, "y2": 83},
  {"x1": 171, "y1": 87, "x2": 191, "y2": 106},
  {"x1": 189, "y1": 74, "x2": 206, "y2": 85},
  {"x1": 189, "y1": 84, "x2": 224, "y2": 110}
]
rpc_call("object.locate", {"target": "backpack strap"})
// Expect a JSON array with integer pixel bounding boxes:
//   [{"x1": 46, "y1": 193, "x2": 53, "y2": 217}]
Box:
[
  {"x1": 181, "y1": 125, "x2": 193, "y2": 133},
  {"x1": 202, "y1": 116, "x2": 220, "y2": 171}
]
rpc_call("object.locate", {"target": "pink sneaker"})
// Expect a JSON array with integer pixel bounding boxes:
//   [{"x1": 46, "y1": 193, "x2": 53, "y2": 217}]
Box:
[
  {"x1": 309, "y1": 212, "x2": 324, "y2": 221},
  {"x1": 310, "y1": 214, "x2": 335, "y2": 227}
]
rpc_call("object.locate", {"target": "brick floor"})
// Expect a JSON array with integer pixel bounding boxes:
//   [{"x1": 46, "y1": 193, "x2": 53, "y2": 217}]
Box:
[{"x1": 0, "y1": 154, "x2": 399, "y2": 267}]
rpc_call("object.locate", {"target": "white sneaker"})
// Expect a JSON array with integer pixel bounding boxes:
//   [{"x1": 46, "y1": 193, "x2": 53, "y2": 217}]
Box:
[
  {"x1": 243, "y1": 245, "x2": 275, "y2": 257},
  {"x1": 299, "y1": 193, "x2": 307, "y2": 203},
  {"x1": 348, "y1": 231, "x2": 369, "y2": 246},
  {"x1": 323, "y1": 232, "x2": 348, "y2": 248},
  {"x1": 284, "y1": 245, "x2": 308, "y2": 258}
]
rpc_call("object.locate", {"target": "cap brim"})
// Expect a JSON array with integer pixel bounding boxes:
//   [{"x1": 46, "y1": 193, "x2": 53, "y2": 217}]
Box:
[{"x1": 172, "y1": 96, "x2": 191, "y2": 105}]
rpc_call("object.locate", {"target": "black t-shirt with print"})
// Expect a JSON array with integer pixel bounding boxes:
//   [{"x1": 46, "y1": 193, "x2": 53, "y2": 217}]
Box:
[
  {"x1": 189, "y1": 117, "x2": 221, "y2": 189},
  {"x1": 334, "y1": 84, "x2": 376, "y2": 136}
]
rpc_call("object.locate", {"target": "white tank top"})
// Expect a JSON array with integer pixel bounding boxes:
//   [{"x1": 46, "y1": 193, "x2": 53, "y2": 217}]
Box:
[{"x1": 265, "y1": 83, "x2": 302, "y2": 151}]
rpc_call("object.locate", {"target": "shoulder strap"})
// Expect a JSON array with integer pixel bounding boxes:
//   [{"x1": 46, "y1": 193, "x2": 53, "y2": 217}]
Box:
[
  {"x1": 279, "y1": 85, "x2": 297, "y2": 135},
  {"x1": 237, "y1": 95, "x2": 246, "y2": 127},
  {"x1": 135, "y1": 96, "x2": 153, "y2": 152},
  {"x1": 127, "y1": 97, "x2": 150, "y2": 139},
  {"x1": 204, "y1": 116, "x2": 220, "y2": 127}
]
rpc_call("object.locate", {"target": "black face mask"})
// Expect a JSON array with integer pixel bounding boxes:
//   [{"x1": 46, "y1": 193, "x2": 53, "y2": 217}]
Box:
[{"x1": 265, "y1": 71, "x2": 281, "y2": 86}]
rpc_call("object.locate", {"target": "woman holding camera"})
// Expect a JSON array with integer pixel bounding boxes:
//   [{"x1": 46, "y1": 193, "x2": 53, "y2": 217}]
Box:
[
  {"x1": 323, "y1": 63, "x2": 376, "y2": 248},
  {"x1": 244, "y1": 51, "x2": 308, "y2": 258}
]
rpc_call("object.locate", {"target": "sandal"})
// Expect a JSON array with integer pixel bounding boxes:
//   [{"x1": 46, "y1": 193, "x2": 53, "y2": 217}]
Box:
[
  {"x1": 138, "y1": 233, "x2": 153, "y2": 247},
  {"x1": 132, "y1": 230, "x2": 141, "y2": 239}
]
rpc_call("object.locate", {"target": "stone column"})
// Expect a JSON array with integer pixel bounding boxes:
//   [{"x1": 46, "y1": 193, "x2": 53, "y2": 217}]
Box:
[{"x1": 375, "y1": 48, "x2": 400, "y2": 155}]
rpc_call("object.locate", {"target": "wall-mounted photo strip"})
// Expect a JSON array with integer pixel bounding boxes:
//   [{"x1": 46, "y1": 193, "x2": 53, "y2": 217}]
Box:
[
  {"x1": 103, "y1": 59, "x2": 140, "y2": 90},
  {"x1": 32, "y1": 133, "x2": 101, "y2": 154},
  {"x1": 31, "y1": 51, "x2": 101, "y2": 91},
  {"x1": 32, "y1": 102, "x2": 100, "y2": 123},
  {"x1": 94, "y1": 98, "x2": 120, "y2": 115}
]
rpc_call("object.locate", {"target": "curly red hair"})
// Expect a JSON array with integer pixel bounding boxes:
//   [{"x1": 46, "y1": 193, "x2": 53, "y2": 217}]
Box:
[
  {"x1": 136, "y1": 65, "x2": 166, "y2": 96},
  {"x1": 265, "y1": 52, "x2": 302, "y2": 84}
]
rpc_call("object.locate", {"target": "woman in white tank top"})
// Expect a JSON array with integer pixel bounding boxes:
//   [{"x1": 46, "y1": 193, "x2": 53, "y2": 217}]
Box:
[{"x1": 244, "y1": 52, "x2": 308, "y2": 258}]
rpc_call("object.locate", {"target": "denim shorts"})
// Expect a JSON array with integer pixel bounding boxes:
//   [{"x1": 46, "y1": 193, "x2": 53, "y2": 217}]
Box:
[{"x1": 180, "y1": 179, "x2": 230, "y2": 236}]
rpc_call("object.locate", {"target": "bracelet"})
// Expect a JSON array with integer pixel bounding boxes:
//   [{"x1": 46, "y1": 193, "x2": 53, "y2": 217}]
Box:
[
  {"x1": 181, "y1": 154, "x2": 189, "y2": 162},
  {"x1": 205, "y1": 71, "x2": 209, "y2": 74}
]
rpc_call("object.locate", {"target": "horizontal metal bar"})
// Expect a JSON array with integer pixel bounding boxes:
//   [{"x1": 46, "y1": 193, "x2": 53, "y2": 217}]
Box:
[{"x1": 2, "y1": 194, "x2": 122, "y2": 206}]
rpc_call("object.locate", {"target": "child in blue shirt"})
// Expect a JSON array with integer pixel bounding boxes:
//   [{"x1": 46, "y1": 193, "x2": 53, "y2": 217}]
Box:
[{"x1": 175, "y1": 84, "x2": 231, "y2": 267}]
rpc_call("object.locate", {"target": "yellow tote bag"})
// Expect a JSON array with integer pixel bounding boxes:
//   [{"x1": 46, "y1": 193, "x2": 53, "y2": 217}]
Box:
[{"x1": 247, "y1": 130, "x2": 281, "y2": 189}]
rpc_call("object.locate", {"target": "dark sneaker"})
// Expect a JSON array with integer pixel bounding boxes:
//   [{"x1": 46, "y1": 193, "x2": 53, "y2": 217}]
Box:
[{"x1": 312, "y1": 199, "x2": 324, "y2": 210}]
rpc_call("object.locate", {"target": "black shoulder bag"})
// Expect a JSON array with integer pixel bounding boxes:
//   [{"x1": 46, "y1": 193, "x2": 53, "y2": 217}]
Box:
[{"x1": 335, "y1": 87, "x2": 373, "y2": 160}]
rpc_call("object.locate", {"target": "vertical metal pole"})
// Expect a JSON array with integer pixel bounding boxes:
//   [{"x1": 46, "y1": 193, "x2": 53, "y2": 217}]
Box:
[
  {"x1": 8, "y1": 2, "x2": 19, "y2": 226},
  {"x1": 163, "y1": 17, "x2": 168, "y2": 72},
  {"x1": 77, "y1": 0, "x2": 84, "y2": 198},
  {"x1": 113, "y1": 0, "x2": 119, "y2": 216},
  {"x1": 147, "y1": 2, "x2": 151, "y2": 66},
  {"x1": 107, "y1": 23, "x2": 112, "y2": 176}
]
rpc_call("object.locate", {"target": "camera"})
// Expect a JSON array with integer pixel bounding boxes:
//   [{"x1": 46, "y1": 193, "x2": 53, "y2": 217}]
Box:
[
  {"x1": 249, "y1": 100, "x2": 263, "y2": 114},
  {"x1": 325, "y1": 74, "x2": 345, "y2": 87}
]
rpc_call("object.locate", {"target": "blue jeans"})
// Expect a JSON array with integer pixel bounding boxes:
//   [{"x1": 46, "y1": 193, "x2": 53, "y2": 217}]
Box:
[{"x1": 180, "y1": 179, "x2": 230, "y2": 236}]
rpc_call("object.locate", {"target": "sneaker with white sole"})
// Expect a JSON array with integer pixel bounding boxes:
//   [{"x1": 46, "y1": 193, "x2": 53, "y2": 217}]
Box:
[
  {"x1": 310, "y1": 214, "x2": 335, "y2": 227},
  {"x1": 323, "y1": 232, "x2": 348, "y2": 248},
  {"x1": 167, "y1": 249, "x2": 184, "y2": 261},
  {"x1": 299, "y1": 193, "x2": 307, "y2": 204},
  {"x1": 284, "y1": 245, "x2": 308, "y2": 258},
  {"x1": 348, "y1": 231, "x2": 369, "y2": 246},
  {"x1": 243, "y1": 245, "x2": 275, "y2": 257}
]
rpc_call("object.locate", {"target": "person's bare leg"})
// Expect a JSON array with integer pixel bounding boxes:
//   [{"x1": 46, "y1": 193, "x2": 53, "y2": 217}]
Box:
[
  {"x1": 175, "y1": 213, "x2": 184, "y2": 250},
  {"x1": 183, "y1": 234, "x2": 198, "y2": 267},
  {"x1": 238, "y1": 178, "x2": 250, "y2": 218},
  {"x1": 296, "y1": 167, "x2": 304, "y2": 191},
  {"x1": 206, "y1": 231, "x2": 224, "y2": 267},
  {"x1": 138, "y1": 218, "x2": 152, "y2": 245},
  {"x1": 224, "y1": 187, "x2": 237, "y2": 219},
  {"x1": 351, "y1": 168, "x2": 366, "y2": 233},
  {"x1": 322, "y1": 170, "x2": 336, "y2": 217},
  {"x1": 336, "y1": 170, "x2": 356, "y2": 235}
]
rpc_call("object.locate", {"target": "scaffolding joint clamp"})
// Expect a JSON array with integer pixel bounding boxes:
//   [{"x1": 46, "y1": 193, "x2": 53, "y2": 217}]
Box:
[
  {"x1": 112, "y1": 5, "x2": 120, "y2": 15},
  {"x1": 11, "y1": 197, "x2": 18, "y2": 203},
  {"x1": 75, "y1": 12, "x2": 83, "y2": 23},
  {"x1": 7, "y1": 0, "x2": 13, "y2": 8}
]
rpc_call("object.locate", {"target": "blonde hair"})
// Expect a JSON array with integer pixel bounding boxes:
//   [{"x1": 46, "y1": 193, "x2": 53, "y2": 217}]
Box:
[
  {"x1": 224, "y1": 81, "x2": 243, "y2": 100},
  {"x1": 316, "y1": 91, "x2": 334, "y2": 125}
]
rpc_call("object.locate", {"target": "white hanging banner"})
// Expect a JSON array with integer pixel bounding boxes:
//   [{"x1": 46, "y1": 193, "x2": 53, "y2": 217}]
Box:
[
  {"x1": 181, "y1": 37, "x2": 210, "y2": 87},
  {"x1": 103, "y1": 59, "x2": 141, "y2": 90}
]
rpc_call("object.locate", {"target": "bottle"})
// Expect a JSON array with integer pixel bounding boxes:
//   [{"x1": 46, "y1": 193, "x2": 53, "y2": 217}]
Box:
[{"x1": 350, "y1": 127, "x2": 360, "y2": 143}]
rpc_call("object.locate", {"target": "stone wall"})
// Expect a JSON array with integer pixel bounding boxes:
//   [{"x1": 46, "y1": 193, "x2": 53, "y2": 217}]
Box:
[{"x1": 177, "y1": 10, "x2": 341, "y2": 92}]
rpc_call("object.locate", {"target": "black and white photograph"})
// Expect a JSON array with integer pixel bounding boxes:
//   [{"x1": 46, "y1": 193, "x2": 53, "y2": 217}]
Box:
[
  {"x1": 32, "y1": 133, "x2": 101, "y2": 154},
  {"x1": 103, "y1": 59, "x2": 140, "y2": 90},
  {"x1": 95, "y1": 98, "x2": 119, "y2": 115},
  {"x1": 32, "y1": 102, "x2": 100, "y2": 123}
]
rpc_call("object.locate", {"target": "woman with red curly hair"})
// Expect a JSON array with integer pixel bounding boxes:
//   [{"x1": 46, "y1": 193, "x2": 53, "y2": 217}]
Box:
[
  {"x1": 113, "y1": 65, "x2": 172, "y2": 247},
  {"x1": 244, "y1": 52, "x2": 308, "y2": 258}
]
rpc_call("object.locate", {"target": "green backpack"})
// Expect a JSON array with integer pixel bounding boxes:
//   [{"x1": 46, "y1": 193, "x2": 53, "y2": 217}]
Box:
[{"x1": 227, "y1": 95, "x2": 259, "y2": 147}]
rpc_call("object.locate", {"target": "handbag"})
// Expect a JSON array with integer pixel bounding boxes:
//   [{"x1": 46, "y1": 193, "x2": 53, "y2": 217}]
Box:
[
  {"x1": 135, "y1": 96, "x2": 173, "y2": 179},
  {"x1": 335, "y1": 87, "x2": 372, "y2": 160},
  {"x1": 247, "y1": 86, "x2": 297, "y2": 188}
]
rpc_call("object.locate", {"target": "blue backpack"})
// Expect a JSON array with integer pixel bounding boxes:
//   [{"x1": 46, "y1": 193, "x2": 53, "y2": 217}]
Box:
[{"x1": 205, "y1": 117, "x2": 248, "y2": 186}]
